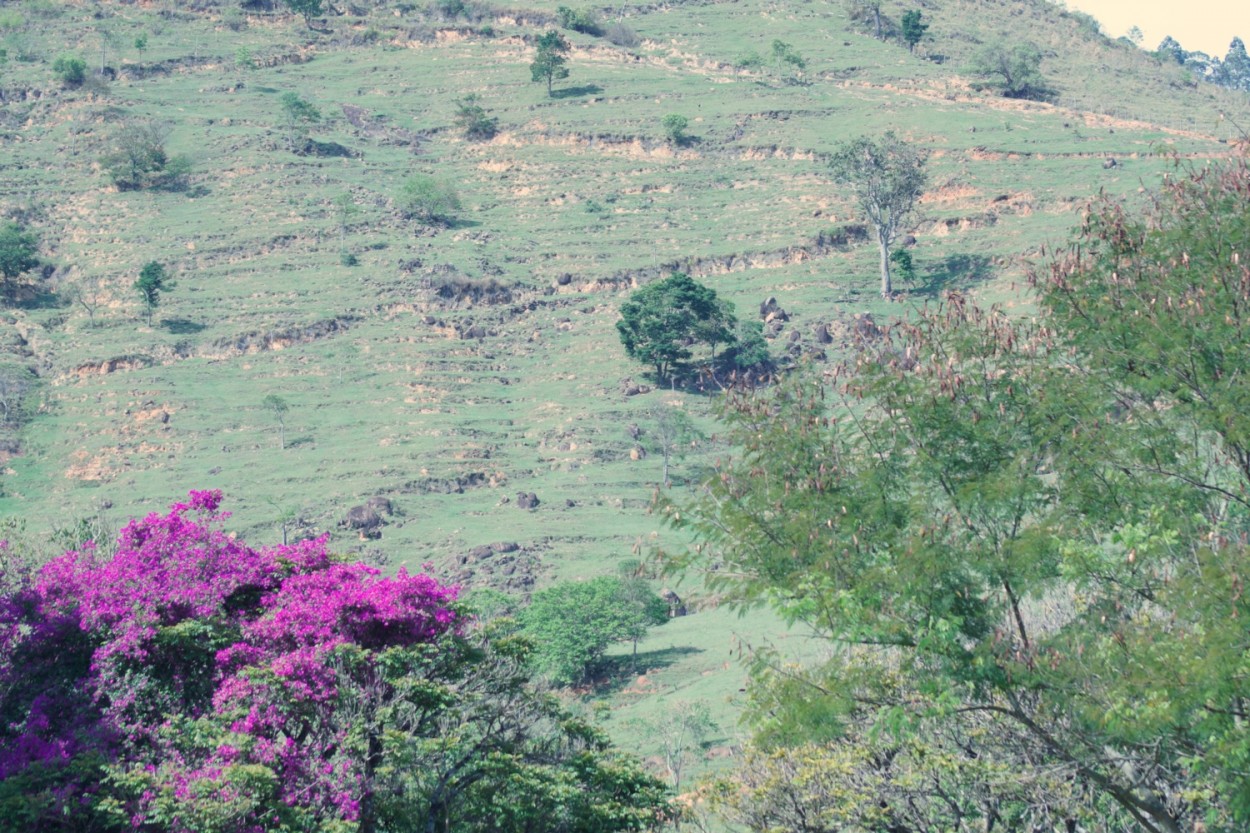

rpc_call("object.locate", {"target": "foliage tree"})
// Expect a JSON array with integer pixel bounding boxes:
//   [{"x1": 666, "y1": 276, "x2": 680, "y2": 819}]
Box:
[
  {"x1": 661, "y1": 113, "x2": 689, "y2": 145},
  {"x1": 640, "y1": 401, "x2": 701, "y2": 488},
  {"x1": 900, "y1": 9, "x2": 928, "y2": 53},
  {"x1": 0, "y1": 491, "x2": 670, "y2": 832},
  {"x1": 279, "y1": 91, "x2": 322, "y2": 152},
  {"x1": 51, "y1": 54, "x2": 86, "y2": 87},
  {"x1": 519, "y1": 576, "x2": 667, "y2": 685},
  {"x1": 530, "y1": 30, "x2": 571, "y2": 97},
  {"x1": 0, "y1": 364, "x2": 33, "y2": 425},
  {"x1": 847, "y1": 0, "x2": 884, "y2": 39},
  {"x1": 453, "y1": 94, "x2": 498, "y2": 140},
  {"x1": 633, "y1": 700, "x2": 716, "y2": 792},
  {"x1": 1216, "y1": 36, "x2": 1250, "y2": 91},
  {"x1": 70, "y1": 272, "x2": 108, "y2": 327},
  {"x1": 133, "y1": 33, "x2": 147, "y2": 67},
  {"x1": 100, "y1": 119, "x2": 191, "y2": 191},
  {"x1": 829, "y1": 132, "x2": 926, "y2": 297},
  {"x1": 968, "y1": 41, "x2": 1053, "y2": 100},
  {"x1": 134, "y1": 260, "x2": 172, "y2": 326},
  {"x1": 283, "y1": 0, "x2": 324, "y2": 27},
  {"x1": 556, "y1": 6, "x2": 601, "y2": 36},
  {"x1": 400, "y1": 174, "x2": 462, "y2": 226},
  {"x1": 333, "y1": 192, "x2": 359, "y2": 261},
  {"x1": 0, "y1": 221, "x2": 39, "y2": 301},
  {"x1": 263, "y1": 393, "x2": 290, "y2": 449},
  {"x1": 664, "y1": 155, "x2": 1250, "y2": 831},
  {"x1": 770, "y1": 39, "x2": 805, "y2": 79},
  {"x1": 616, "y1": 272, "x2": 737, "y2": 383}
]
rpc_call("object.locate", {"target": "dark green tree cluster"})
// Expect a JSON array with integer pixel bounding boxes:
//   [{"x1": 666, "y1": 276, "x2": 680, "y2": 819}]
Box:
[
  {"x1": 100, "y1": 119, "x2": 192, "y2": 191},
  {"x1": 967, "y1": 41, "x2": 1053, "y2": 100},
  {"x1": 0, "y1": 221, "x2": 40, "y2": 302},
  {"x1": 134, "y1": 260, "x2": 173, "y2": 325},
  {"x1": 899, "y1": 10, "x2": 928, "y2": 53},
  {"x1": 617, "y1": 272, "x2": 768, "y2": 384},
  {"x1": 519, "y1": 575, "x2": 669, "y2": 685},
  {"x1": 666, "y1": 155, "x2": 1250, "y2": 831},
  {"x1": 556, "y1": 6, "x2": 601, "y2": 36}
]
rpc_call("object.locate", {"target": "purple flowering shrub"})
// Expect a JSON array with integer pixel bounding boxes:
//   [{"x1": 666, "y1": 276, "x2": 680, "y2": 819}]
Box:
[{"x1": 0, "y1": 491, "x2": 458, "y2": 832}]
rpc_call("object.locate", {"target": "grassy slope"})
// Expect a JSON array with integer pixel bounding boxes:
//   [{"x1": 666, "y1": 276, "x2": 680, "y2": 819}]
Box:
[{"x1": 1, "y1": 0, "x2": 1246, "y2": 782}]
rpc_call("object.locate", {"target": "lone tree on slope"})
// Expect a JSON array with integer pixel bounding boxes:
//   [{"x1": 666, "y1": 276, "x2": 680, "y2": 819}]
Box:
[
  {"x1": 134, "y1": 260, "x2": 173, "y2": 326},
  {"x1": 0, "y1": 222, "x2": 40, "y2": 303},
  {"x1": 829, "y1": 132, "x2": 927, "y2": 297},
  {"x1": 530, "y1": 30, "x2": 571, "y2": 97},
  {"x1": 901, "y1": 10, "x2": 928, "y2": 53}
]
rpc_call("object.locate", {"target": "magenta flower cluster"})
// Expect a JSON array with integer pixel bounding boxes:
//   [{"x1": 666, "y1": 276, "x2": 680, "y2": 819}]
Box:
[{"x1": 0, "y1": 491, "x2": 457, "y2": 830}]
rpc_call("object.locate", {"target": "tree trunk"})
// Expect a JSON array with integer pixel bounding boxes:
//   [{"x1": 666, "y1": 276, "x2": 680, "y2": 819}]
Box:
[
  {"x1": 873, "y1": 6, "x2": 882, "y2": 39},
  {"x1": 878, "y1": 235, "x2": 891, "y2": 297},
  {"x1": 547, "y1": 72, "x2": 553, "y2": 96}
]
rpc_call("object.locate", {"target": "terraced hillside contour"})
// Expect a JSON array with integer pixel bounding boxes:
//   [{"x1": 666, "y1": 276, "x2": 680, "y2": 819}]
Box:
[{"x1": 0, "y1": 0, "x2": 1246, "y2": 776}]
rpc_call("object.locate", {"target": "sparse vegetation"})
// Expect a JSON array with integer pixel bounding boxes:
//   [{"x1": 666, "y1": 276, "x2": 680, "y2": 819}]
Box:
[
  {"x1": 51, "y1": 54, "x2": 86, "y2": 86},
  {"x1": 453, "y1": 94, "x2": 499, "y2": 140},
  {"x1": 604, "y1": 21, "x2": 640, "y2": 48},
  {"x1": 400, "y1": 174, "x2": 462, "y2": 225}
]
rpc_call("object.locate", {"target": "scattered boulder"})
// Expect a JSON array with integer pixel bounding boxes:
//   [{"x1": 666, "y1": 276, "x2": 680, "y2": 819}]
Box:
[
  {"x1": 340, "y1": 504, "x2": 384, "y2": 539},
  {"x1": 1103, "y1": 158, "x2": 1118, "y2": 169},
  {"x1": 556, "y1": 273, "x2": 573, "y2": 286},
  {"x1": 813, "y1": 323, "x2": 833, "y2": 344},
  {"x1": 366, "y1": 496, "x2": 393, "y2": 516},
  {"x1": 516, "y1": 492, "x2": 540, "y2": 510},
  {"x1": 620, "y1": 378, "x2": 652, "y2": 397},
  {"x1": 901, "y1": 234, "x2": 917, "y2": 246},
  {"x1": 660, "y1": 588, "x2": 687, "y2": 617},
  {"x1": 760, "y1": 297, "x2": 789, "y2": 321}
]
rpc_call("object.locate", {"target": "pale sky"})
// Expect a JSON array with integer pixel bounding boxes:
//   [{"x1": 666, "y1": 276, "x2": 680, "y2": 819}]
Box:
[{"x1": 1063, "y1": 0, "x2": 1249, "y2": 57}]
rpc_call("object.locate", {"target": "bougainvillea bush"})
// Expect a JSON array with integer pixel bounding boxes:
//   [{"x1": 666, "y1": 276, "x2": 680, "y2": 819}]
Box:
[{"x1": 0, "y1": 492, "x2": 668, "y2": 833}]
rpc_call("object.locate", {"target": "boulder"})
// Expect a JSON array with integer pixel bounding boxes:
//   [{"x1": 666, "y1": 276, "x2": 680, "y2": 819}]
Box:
[
  {"x1": 341, "y1": 504, "x2": 384, "y2": 539},
  {"x1": 516, "y1": 492, "x2": 540, "y2": 510},
  {"x1": 659, "y1": 588, "x2": 687, "y2": 617}
]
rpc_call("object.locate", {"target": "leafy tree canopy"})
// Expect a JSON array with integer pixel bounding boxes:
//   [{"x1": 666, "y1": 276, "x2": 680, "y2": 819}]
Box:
[
  {"x1": 967, "y1": 41, "x2": 1054, "y2": 100},
  {"x1": 0, "y1": 491, "x2": 670, "y2": 832},
  {"x1": 530, "y1": 30, "x2": 571, "y2": 96},
  {"x1": 829, "y1": 132, "x2": 926, "y2": 296},
  {"x1": 900, "y1": 10, "x2": 928, "y2": 53},
  {"x1": 518, "y1": 576, "x2": 667, "y2": 685},
  {"x1": 665, "y1": 155, "x2": 1250, "y2": 832},
  {"x1": 616, "y1": 271, "x2": 742, "y2": 382},
  {"x1": 0, "y1": 222, "x2": 39, "y2": 294}
]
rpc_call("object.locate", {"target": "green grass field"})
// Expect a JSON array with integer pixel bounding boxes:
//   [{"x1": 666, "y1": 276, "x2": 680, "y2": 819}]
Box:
[{"x1": 1, "y1": 0, "x2": 1247, "y2": 786}]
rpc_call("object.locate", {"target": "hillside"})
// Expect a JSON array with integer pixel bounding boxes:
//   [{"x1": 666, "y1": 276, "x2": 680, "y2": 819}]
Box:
[{"x1": 1, "y1": 0, "x2": 1248, "y2": 780}]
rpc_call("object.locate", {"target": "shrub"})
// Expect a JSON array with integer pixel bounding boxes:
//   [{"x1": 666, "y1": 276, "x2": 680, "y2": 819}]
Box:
[
  {"x1": 454, "y1": 94, "x2": 499, "y2": 140},
  {"x1": 400, "y1": 174, "x2": 462, "y2": 225},
  {"x1": 556, "y1": 5, "x2": 602, "y2": 35},
  {"x1": 734, "y1": 50, "x2": 765, "y2": 69},
  {"x1": 99, "y1": 119, "x2": 191, "y2": 191},
  {"x1": 51, "y1": 54, "x2": 86, "y2": 87},
  {"x1": 604, "y1": 21, "x2": 639, "y2": 47},
  {"x1": 661, "y1": 113, "x2": 689, "y2": 144}
]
